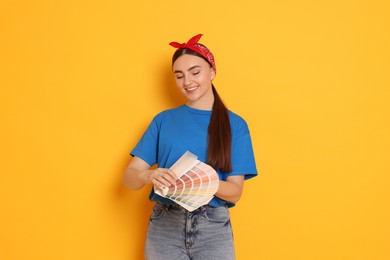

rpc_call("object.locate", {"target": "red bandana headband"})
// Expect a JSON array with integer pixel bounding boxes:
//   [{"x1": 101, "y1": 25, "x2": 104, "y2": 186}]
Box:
[{"x1": 169, "y1": 34, "x2": 216, "y2": 73}]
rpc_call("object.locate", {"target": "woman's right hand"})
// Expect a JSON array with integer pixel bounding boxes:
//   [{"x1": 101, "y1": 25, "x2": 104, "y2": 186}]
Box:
[
  {"x1": 139, "y1": 168, "x2": 177, "y2": 189},
  {"x1": 123, "y1": 156, "x2": 177, "y2": 190}
]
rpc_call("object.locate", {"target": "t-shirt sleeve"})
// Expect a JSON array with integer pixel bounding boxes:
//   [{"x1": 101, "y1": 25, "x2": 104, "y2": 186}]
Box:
[
  {"x1": 228, "y1": 119, "x2": 258, "y2": 180},
  {"x1": 130, "y1": 116, "x2": 160, "y2": 166}
]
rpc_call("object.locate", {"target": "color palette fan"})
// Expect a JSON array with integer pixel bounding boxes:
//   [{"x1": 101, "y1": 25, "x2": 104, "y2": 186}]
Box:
[{"x1": 155, "y1": 151, "x2": 219, "y2": 212}]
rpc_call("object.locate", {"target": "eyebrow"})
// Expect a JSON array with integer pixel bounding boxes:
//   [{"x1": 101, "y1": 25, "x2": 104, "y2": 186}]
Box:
[{"x1": 173, "y1": 65, "x2": 201, "y2": 74}]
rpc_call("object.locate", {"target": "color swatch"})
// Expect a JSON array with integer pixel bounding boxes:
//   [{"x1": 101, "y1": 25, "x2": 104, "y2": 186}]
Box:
[{"x1": 155, "y1": 151, "x2": 219, "y2": 212}]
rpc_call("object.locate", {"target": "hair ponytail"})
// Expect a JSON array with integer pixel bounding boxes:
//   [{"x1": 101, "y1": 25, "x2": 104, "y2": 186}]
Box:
[{"x1": 207, "y1": 85, "x2": 232, "y2": 172}]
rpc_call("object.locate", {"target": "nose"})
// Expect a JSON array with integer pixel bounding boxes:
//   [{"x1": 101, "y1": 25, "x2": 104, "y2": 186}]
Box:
[{"x1": 184, "y1": 75, "x2": 192, "y2": 86}]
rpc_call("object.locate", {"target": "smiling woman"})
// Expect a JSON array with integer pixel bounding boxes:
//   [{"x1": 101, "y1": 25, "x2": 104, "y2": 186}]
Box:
[
  {"x1": 173, "y1": 56, "x2": 215, "y2": 109},
  {"x1": 122, "y1": 34, "x2": 258, "y2": 260}
]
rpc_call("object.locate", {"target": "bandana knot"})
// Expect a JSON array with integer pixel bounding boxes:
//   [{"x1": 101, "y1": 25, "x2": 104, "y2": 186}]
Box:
[{"x1": 169, "y1": 34, "x2": 216, "y2": 73}]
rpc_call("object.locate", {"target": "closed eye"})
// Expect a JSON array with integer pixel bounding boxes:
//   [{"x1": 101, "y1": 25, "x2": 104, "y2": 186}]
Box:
[{"x1": 175, "y1": 74, "x2": 184, "y2": 79}]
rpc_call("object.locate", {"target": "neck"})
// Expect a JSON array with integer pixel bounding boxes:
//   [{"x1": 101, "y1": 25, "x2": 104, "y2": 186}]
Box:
[{"x1": 186, "y1": 87, "x2": 214, "y2": 110}]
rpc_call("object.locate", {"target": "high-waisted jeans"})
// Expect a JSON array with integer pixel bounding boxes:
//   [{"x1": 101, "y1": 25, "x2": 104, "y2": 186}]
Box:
[{"x1": 145, "y1": 202, "x2": 235, "y2": 260}]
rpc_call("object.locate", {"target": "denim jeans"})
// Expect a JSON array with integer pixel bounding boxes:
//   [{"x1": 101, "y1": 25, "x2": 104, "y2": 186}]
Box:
[{"x1": 145, "y1": 202, "x2": 235, "y2": 260}]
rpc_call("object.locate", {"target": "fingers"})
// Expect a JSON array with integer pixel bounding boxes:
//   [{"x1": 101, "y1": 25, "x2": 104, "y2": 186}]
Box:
[
  {"x1": 163, "y1": 169, "x2": 178, "y2": 183},
  {"x1": 151, "y1": 168, "x2": 177, "y2": 188}
]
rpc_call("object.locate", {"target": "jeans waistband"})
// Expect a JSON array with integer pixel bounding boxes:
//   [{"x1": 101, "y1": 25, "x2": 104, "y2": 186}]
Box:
[{"x1": 156, "y1": 201, "x2": 211, "y2": 213}]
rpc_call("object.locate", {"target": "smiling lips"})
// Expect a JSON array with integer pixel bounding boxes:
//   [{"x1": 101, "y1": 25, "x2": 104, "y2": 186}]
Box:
[{"x1": 184, "y1": 85, "x2": 199, "y2": 91}]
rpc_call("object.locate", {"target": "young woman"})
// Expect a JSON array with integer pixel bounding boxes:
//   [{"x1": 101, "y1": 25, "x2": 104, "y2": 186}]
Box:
[{"x1": 123, "y1": 34, "x2": 257, "y2": 260}]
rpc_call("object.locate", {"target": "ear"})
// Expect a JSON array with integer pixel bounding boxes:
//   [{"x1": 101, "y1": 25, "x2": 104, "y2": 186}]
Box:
[{"x1": 210, "y1": 68, "x2": 216, "y2": 81}]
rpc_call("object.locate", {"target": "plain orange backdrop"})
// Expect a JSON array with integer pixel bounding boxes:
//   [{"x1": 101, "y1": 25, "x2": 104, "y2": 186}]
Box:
[{"x1": 1, "y1": 0, "x2": 389, "y2": 259}]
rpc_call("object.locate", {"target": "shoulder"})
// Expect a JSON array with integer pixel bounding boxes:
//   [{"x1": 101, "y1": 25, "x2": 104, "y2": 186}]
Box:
[
  {"x1": 228, "y1": 110, "x2": 249, "y2": 128},
  {"x1": 228, "y1": 110, "x2": 253, "y2": 138},
  {"x1": 152, "y1": 106, "x2": 187, "y2": 125},
  {"x1": 228, "y1": 110, "x2": 247, "y2": 123},
  {"x1": 152, "y1": 106, "x2": 185, "y2": 121}
]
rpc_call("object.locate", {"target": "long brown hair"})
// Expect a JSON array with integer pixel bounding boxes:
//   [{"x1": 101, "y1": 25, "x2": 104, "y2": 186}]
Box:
[{"x1": 172, "y1": 48, "x2": 232, "y2": 172}]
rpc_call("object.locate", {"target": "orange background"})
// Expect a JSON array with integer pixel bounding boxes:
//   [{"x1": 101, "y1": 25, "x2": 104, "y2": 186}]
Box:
[{"x1": 1, "y1": 0, "x2": 389, "y2": 259}]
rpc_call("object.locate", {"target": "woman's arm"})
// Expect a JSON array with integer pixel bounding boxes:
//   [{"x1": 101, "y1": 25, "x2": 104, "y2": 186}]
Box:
[
  {"x1": 215, "y1": 175, "x2": 245, "y2": 204},
  {"x1": 123, "y1": 156, "x2": 177, "y2": 190},
  {"x1": 124, "y1": 157, "x2": 245, "y2": 203}
]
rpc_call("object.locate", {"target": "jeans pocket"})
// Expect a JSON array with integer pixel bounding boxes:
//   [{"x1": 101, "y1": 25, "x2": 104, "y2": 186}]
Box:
[
  {"x1": 204, "y1": 206, "x2": 230, "y2": 224},
  {"x1": 150, "y1": 203, "x2": 166, "y2": 221}
]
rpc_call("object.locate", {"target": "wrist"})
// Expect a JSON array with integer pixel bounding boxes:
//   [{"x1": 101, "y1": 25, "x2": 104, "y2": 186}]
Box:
[{"x1": 137, "y1": 170, "x2": 146, "y2": 184}]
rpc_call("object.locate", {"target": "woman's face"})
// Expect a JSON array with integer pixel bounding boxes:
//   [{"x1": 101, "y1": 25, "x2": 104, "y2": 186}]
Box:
[{"x1": 172, "y1": 54, "x2": 215, "y2": 109}]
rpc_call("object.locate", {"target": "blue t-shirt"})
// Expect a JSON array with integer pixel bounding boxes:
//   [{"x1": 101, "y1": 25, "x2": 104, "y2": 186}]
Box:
[{"x1": 131, "y1": 104, "x2": 257, "y2": 208}]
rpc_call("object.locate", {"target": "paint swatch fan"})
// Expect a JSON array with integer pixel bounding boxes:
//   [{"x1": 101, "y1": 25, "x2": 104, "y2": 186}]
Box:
[{"x1": 155, "y1": 151, "x2": 219, "y2": 212}]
